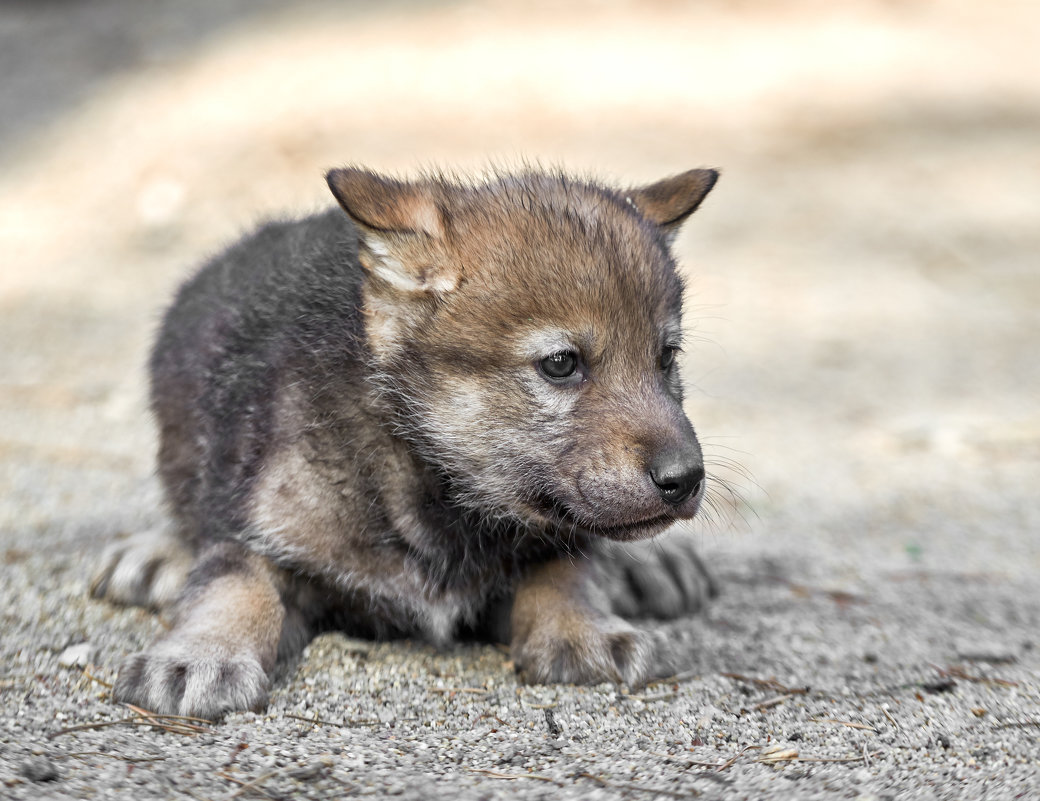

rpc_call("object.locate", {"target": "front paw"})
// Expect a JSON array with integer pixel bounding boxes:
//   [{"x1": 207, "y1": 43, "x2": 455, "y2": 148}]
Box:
[
  {"x1": 511, "y1": 613, "x2": 674, "y2": 688},
  {"x1": 597, "y1": 532, "x2": 717, "y2": 620},
  {"x1": 114, "y1": 640, "x2": 270, "y2": 718}
]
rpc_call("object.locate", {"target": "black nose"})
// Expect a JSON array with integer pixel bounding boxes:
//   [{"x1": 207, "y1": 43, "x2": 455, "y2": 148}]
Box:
[{"x1": 649, "y1": 450, "x2": 705, "y2": 505}]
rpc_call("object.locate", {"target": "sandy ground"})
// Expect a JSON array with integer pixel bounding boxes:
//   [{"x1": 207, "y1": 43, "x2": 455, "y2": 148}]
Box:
[{"x1": 1, "y1": 0, "x2": 1038, "y2": 798}]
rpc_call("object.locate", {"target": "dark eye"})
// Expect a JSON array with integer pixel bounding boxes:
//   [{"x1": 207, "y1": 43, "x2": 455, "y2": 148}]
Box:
[
  {"x1": 660, "y1": 346, "x2": 678, "y2": 370},
  {"x1": 539, "y1": 351, "x2": 578, "y2": 380}
]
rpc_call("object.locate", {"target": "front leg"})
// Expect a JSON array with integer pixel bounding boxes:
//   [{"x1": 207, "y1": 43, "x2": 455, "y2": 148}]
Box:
[
  {"x1": 509, "y1": 556, "x2": 677, "y2": 688},
  {"x1": 114, "y1": 541, "x2": 298, "y2": 718}
]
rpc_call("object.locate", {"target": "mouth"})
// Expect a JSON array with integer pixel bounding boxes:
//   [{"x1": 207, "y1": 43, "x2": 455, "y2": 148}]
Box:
[{"x1": 530, "y1": 495, "x2": 690, "y2": 542}]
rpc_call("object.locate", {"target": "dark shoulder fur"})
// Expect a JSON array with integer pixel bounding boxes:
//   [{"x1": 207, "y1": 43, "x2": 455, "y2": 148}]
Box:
[{"x1": 150, "y1": 209, "x2": 366, "y2": 540}]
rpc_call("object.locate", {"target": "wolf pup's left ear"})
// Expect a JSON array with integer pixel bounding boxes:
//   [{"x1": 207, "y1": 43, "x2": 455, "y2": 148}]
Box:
[
  {"x1": 326, "y1": 168, "x2": 456, "y2": 294},
  {"x1": 627, "y1": 168, "x2": 719, "y2": 244}
]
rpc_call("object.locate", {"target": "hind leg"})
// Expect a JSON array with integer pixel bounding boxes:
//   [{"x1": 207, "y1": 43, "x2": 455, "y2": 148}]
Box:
[
  {"x1": 113, "y1": 541, "x2": 301, "y2": 718},
  {"x1": 90, "y1": 527, "x2": 194, "y2": 609},
  {"x1": 595, "y1": 529, "x2": 717, "y2": 621}
]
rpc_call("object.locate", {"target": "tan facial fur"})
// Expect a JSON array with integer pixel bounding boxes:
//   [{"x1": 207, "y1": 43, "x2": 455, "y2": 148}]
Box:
[{"x1": 338, "y1": 169, "x2": 708, "y2": 538}]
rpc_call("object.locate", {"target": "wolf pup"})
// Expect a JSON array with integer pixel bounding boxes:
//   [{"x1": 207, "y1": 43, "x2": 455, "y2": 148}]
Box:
[{"x1": 91, "y1": 166, "x2": 720, "y2": 718}]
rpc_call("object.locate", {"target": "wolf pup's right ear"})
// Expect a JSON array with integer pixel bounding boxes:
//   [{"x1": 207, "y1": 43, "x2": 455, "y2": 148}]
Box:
[
  {"x1": 627, "y1": 168, "x2": 719, "y2": 244},
  {"x1": 326, "y1": 168, "x2": 456, "y2": 294}
]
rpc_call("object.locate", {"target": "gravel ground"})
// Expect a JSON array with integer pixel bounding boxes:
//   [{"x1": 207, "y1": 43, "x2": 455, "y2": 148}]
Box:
[{"x1": 2, "y1": 1, "x2": 1038, "y2": 799}]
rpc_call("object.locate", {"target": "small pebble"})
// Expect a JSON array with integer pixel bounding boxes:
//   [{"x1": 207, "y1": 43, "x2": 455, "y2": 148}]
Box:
[
  {"x1": 20, "y1": 756, "x2": 60, "y2": 783},
  {"x1": 57, "y1": 642, "x2": 95, "y2": 668}
]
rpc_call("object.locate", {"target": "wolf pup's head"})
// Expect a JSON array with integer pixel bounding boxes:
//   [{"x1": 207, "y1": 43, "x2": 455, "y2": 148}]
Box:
[{"x1": 328, "y1": 167, "x2": 717, "y2": 542}]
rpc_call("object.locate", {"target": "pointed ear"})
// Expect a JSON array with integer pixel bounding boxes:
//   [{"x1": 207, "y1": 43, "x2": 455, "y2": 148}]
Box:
[
  {"x1": 627, "y1": 168, "x2": 719, "y2": 242},
  {"x1": 326, "y1": 168, "x2": 456, "y2": 294}
]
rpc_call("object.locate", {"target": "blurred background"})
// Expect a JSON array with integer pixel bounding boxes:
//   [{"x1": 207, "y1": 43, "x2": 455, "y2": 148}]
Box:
[{"x1": 1, "y1": 0, "x2": 1038, "y2": 581}]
